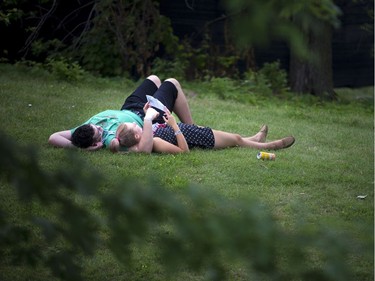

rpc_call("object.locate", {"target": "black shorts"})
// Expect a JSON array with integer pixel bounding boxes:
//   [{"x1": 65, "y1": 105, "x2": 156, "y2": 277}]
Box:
[{"x1": 121, "y1": 79, "x2": 178, "y2": 123}]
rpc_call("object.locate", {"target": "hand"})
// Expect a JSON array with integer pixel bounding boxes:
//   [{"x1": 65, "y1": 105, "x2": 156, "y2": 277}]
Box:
[
  {"x1": 143, "y1": 101, "x2": 151, "y2": 114},
  {"x1": 86, "y1": 142, "x2": 104, "y2": 151},
  {"x1": 145, "y1": 107, "x2": 159, "y2": 121},
  {"x1": 162, "y1": 107, "x2": 177, "y2": 128}
]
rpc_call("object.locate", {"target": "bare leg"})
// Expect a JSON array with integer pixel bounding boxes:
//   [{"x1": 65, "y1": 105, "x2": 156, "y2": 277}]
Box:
[
  {"x1": 147, "y1": 75, "x2": 161, "y2": 88},
  {"x1": 245, "y1": 125, "x2": 268, "y2": 143},
  {"x1": 165, "y1": 78, "x2": 194, "y2": 124},
  {"x1": 213, "y1": 130, "x2": 295, "y2": 150}
]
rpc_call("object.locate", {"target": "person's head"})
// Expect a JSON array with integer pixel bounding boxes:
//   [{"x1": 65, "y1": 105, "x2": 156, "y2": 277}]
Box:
[
  {"x1": 110, "y1": 123, "x2": 142, "y2": 153},
  {"x1": 71, "y1": 124, "x2": 103, "y2": 148}
]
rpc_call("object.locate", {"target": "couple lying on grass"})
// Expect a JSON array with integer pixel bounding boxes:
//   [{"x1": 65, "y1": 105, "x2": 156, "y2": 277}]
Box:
[{"x1": 48, "y1": 75, "x2": 295, "y2": 154}]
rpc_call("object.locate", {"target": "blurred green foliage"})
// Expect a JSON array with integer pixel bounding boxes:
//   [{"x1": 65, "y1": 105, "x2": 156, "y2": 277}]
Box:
[{"x1": 223, "y1": 0, "x2": 341, "y2": 59}]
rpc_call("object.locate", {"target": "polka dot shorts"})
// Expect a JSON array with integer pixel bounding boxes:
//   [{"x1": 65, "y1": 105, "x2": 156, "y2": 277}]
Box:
[{"x1": 153, "y1": 123, "x2": 215, "y2": 149}]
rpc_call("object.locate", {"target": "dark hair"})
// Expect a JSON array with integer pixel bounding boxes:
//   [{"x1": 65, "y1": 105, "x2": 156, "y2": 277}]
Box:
[{"x1": 71, "y1": 124, "x2": 95, "y2": 148}]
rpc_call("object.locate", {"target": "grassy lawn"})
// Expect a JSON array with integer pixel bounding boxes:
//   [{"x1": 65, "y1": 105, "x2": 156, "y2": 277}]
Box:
[{"x1": 0, "y1": 63, "x2": 373, "y2": 280}]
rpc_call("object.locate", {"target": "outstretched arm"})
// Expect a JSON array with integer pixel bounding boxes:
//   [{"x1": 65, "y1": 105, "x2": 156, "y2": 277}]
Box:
[{"x1": 48, "y1": 130, "x2": 75, "y2": 148}]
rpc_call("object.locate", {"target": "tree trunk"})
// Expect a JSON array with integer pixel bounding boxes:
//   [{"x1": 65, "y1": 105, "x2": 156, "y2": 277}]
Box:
[{"x1": 289, "y1": 22, "x2": 337, "y2": 100}]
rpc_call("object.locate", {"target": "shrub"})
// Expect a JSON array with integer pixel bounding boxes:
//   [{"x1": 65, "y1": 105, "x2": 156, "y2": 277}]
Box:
[
  {"x1": 258, "y1": 61, "x2": 289, "y2": 95},
  {"x1": 243, "y1": 61, "x2": 289, "y2": 97},
  {"x1": 46, "y1": 58, "x2": 86, "y2": 82}
]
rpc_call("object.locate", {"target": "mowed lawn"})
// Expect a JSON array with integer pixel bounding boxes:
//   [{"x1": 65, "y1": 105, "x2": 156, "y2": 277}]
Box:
[{"x1": 0, "y1": 64, "x2": 373, "y2": 280}]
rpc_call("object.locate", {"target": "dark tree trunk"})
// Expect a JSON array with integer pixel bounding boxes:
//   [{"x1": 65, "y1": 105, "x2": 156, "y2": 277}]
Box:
[{"x1": 290, "y1": 22, "x2": 337, "y2": 100}]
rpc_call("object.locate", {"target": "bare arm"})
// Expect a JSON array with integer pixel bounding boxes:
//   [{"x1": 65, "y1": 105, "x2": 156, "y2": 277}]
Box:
[
  {"x1": 136, "y1": 104, "x2": 159, "y2": 153},
  {"x1": 49, "y1": 129, "x2": 103, "y2": 150},
  {"x1": 136, "y1": 119, "x2": 154, "y2": 153},
  {"x1": 152, "y1": 137, "x2": 189, "y2": 153},
  {"x1": 48, "y1": 130, "x2": 75, "y2": 148},
  {"x1": 163, "y1": 109, "x2": 189, "y2": 152},
  {"x1": 173, "y1": 129, "x2": 189, "y2": 152},
  {"x1": 151, "y1": 108, "x2": 189, "y2": 154},
  {"x1": 125, "y1": 121, "x2": 155, "y2": 153}
]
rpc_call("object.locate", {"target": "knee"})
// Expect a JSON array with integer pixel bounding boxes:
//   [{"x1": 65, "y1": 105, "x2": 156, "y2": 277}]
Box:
[
  {"x1": 164, "y1": 78, "x2": 181, "y2": 90},
  {"x1": 234, "y1": 134, "x2": 242, "y2": 143},
  {"x1": 147, "y1": 75, "x2": 161, "y2": 88}
]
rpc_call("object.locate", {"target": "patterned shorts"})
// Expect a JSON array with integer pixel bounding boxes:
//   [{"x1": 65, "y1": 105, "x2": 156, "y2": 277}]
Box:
[{"x1": 153, "y1": 123, "x2": 215, "y2": 149}]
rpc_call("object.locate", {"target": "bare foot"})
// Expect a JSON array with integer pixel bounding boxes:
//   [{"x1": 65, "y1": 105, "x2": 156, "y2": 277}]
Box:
[
  {"x1": 248, "y1": 124, "x2": 268, "y2": 142},
  {"x1": 258, "y1": 124, "x2": 268, "y2": 142}
]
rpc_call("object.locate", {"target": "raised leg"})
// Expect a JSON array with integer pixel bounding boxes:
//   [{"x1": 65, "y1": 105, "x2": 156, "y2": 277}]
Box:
[
  {"x1": 245, "y1": 125, "x2": 268, "y2": 143},
  {"x1": 165, "y1": 78, "x2": 194, "y2": 125},
  {"x1": 147, "y1": 75, "x2": 161, "y2": 88}
]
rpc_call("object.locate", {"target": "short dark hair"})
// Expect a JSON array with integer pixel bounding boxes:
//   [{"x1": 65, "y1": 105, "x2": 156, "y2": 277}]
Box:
[{"x1": 71, "y1": 124, "x2": 95, "y2": 148}]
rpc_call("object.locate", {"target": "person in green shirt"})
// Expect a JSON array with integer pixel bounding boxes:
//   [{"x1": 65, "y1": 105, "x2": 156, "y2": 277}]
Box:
[{"x1": 48, "y1": 75, "x2": 194, "y2": 152}]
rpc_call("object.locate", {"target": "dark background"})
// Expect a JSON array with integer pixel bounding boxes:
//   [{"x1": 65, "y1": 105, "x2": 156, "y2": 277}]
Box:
[
  {"x1": 1, "y1": 0, "x2": 373, "y2": 88},
  {"x1": 160, "y1": 0, "x2": 374, "y2": 88}
]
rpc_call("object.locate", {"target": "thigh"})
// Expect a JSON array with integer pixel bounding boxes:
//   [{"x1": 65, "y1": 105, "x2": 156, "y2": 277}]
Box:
[
  {"x1": 152, "y1": 81, "x2": 178, "y2": 112},
  {"x1": 179, "y1": 124, "x2": 215, "y2": 149},
  {"x1": 121, "y1": 78, "x2": 158, "y2": 109},
  {"x1": 212, "y1": 130, "x2": 241, "y2": 148}
]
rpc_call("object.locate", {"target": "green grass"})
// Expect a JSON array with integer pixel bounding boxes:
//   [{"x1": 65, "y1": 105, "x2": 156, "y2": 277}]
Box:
[{"x1": 0, "y1": 63, "x2": 373, "y2": 280}]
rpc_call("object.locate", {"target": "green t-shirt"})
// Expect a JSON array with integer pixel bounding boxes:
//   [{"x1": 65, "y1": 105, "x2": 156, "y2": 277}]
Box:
[{"x1": 71, "y1": 109, "x2": 143, "y2": 148}]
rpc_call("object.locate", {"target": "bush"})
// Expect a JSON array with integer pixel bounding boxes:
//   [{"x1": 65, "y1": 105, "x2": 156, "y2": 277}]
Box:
[
  {"x1": 151, "y1": 57, "x2": 187, "y2": 81},
  {"x1": 243, "y1": 61, "x2": 289, "y2": 97},
  {"x1": 46, "y1": 58, "x2": 86, "y2": 82},
  {"x1": 258, "y1": 61, "x2": 289, "y2": 95}
]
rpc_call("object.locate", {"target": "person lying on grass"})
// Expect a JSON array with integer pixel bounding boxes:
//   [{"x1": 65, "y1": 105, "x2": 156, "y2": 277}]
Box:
[
  {"x1": 48, "y1": 75, "x2": 193, "y2": 152},
  {"x1": 110, "y1": 107, "x2": 295, "y2": 154}
]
